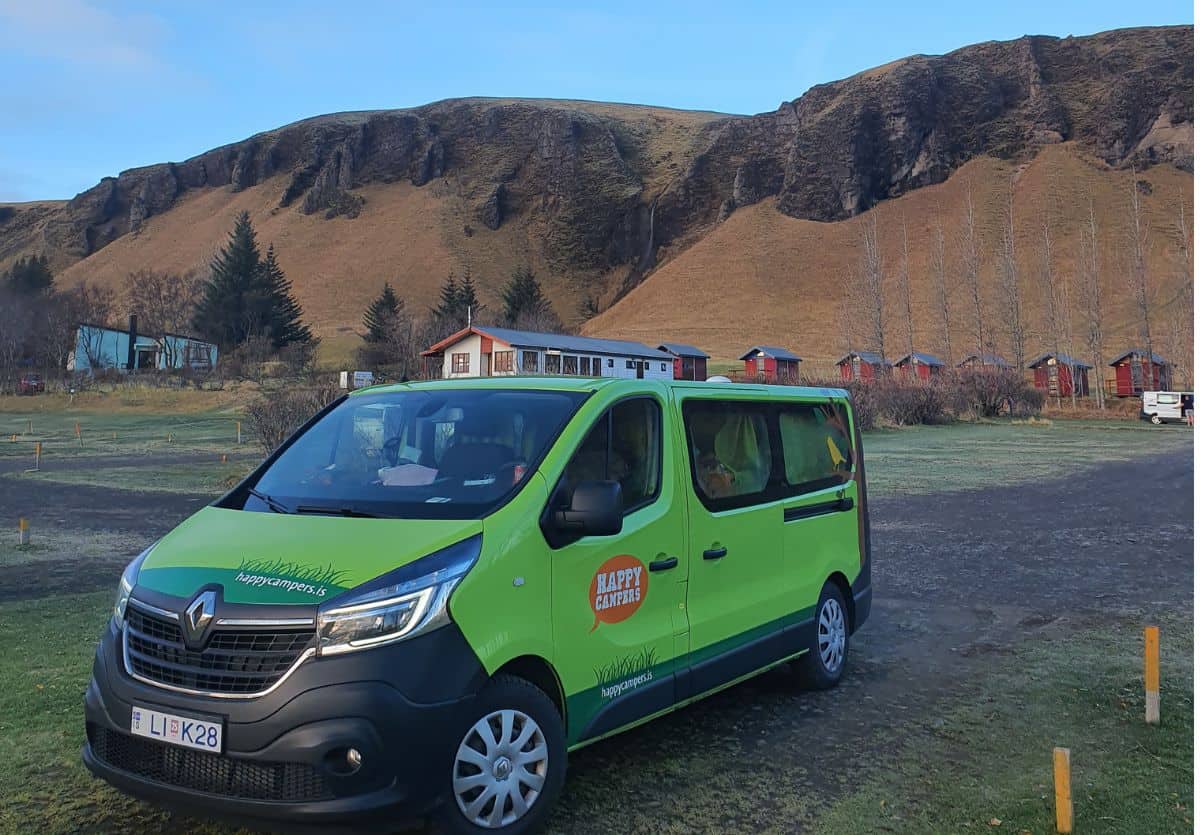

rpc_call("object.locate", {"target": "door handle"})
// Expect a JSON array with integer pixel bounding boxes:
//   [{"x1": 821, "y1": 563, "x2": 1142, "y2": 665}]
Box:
[
  {"x1": 702, "y1": 546, "x2": 727, "y2": 560},
  {"x1": 648, "y1": 556, "x2": 678, "y2": 572}
]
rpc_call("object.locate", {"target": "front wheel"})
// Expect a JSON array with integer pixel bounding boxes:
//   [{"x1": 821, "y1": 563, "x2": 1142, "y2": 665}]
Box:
[
  {"x1": 796, "y1": 582, "x2": 849, "y2": 689},
  {"x1": 436, "y1": 674, "x2": 566, "y2": 835},
  {"x1": 1150, "y1": 413, "x2": 1163, "y2": 425}
]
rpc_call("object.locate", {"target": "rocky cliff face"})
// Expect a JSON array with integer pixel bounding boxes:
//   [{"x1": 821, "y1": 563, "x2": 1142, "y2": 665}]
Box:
[{"x1": 2, "y1": 25, "x2": 1191, "y2": 287}]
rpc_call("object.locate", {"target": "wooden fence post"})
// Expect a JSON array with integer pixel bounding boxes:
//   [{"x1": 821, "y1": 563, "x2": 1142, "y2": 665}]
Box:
[
  {"x1": 1145, "y1": 626, "x2": 1160, "y2": 724},
  {"x1": 1054, "y1": 747, "x2": 1072, "y2": 833}
]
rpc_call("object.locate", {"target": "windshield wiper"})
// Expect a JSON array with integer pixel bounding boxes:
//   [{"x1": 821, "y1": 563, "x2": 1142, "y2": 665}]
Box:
[
  {"x1": 248, "y1": 488, "x2": 292, "y2": 514},
  {"x1": 294, "y1": 504, "x2": 383, "y2": 519}
]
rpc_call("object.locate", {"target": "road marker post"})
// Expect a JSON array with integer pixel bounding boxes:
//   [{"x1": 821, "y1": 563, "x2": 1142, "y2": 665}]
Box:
[
  {"x1": 221, "y1": 453, "x2": 228, "y2": 464},
  {"x1": 236, "y1": 421, "x2": 243, "y2": 445},
  {"x1": 1053, "y1": 747, "x2": 1072, "y2": 833},
  {"x1": 26, "y1": 441, "x2": 42, "y2": 472},
  {"x1": 26, "y1": 419, "x2": 32, "y2": 435},
  {"x1": 17, "y1": 518, "x2": 30, "y2": 546},
  {"x1": 1145, "y1": 626, "x2": 1160, "y2": 725}
]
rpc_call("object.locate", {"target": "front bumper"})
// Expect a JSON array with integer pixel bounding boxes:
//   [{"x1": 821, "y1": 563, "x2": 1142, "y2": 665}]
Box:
[{"x1": 82, "y1": 615, "x2": 487, "y2": 828}]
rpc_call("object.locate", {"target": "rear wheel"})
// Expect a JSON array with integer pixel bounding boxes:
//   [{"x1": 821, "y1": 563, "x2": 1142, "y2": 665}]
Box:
[
  {"x1": 797, "y1": 582, "x2": 849, "y2": 689},
  {"x1": 436, "y1": 674, "x2": 566, "y2": 835}
]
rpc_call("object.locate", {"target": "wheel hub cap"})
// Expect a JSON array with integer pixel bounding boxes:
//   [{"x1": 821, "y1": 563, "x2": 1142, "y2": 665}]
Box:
[
  {"x1": 818, "y1": 597, "x2": 847, "y2": 673},
  {"x1": 452, "y1": 708, "x2": 549, "y2": 829}
]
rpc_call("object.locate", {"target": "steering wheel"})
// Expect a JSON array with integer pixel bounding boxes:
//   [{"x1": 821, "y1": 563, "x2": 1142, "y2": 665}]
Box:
[{"x1": 381, "y1": 437, "x2": 417, "y2": 468}]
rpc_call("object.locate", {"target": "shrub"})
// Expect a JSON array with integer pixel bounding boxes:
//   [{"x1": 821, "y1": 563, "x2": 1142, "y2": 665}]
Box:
[
  {"x1": 873, "y1": 376, "x2": 951, "y2": 426},
  {"x1": 244, "y1": 382, "x2": 341, "y2": 454},
  {"x1": 954, "y1": 370, "x2": 1045, "y2": 418},
  {"x1": 800, "y1": 377, "x2": 878, "y2": 431}
]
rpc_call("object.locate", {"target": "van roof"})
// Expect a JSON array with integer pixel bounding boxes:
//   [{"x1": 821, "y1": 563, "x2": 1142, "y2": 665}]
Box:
[{"x1": 356, "y1": 376, "x2": 850, "y2": 400}]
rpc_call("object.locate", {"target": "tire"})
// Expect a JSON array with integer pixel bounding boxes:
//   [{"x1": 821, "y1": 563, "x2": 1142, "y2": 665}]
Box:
[
  {"x1": 796, "y1": 582, "x2": 849, "y2": 690},
  {"x1": 1150, "y1": 414, "x2": 1162, "y2": 425},
  {"x1": 434, "y1": 674, "x2": 566, "y2": 835}
]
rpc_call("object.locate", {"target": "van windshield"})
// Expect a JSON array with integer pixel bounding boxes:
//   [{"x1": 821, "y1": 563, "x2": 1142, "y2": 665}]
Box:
[{"x1": 242, "y1": 389, "x2": 588, "y2": 519}]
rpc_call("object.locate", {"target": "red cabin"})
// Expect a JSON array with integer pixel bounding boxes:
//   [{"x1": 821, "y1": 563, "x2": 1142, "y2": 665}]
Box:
[
  {"x1": 1108, "y1": 349, "x2": 1171, "y2": 397},
  {"x1": 836, "y1": 350, "x2": 888, "y2": 381},
  {"x1": 1027, "y1": 352, "x2": 1092, "y2": 397},
  {"x1": 658, "y1": 342, "x2": 710, "y2": 381},
  {"x1": 893, "y1": 352, "x2": 946, "y2": 380},
  {"x1": 740, "y1": 346, "x2": 802, "y2": 383}
]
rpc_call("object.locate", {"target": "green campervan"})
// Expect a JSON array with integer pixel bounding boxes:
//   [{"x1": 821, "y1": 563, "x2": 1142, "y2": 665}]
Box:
[{"x1": 84, "y1": 377, "x2": 871, "y2": 833}]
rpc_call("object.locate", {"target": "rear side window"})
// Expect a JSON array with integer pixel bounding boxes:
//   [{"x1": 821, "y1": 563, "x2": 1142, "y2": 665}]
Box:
[
  {"x1": 778, "y1": 403, "x2": 854, "y2": 492},
  {"x1": 1158, "y1": 393, "x2": 1180, "y2": 405},
  {"x1": 683, "y1": 401, "x2": 773, "y2": 506},
  {"x1": 563, "y1": 398, "x2": 662, "y2": 514}
]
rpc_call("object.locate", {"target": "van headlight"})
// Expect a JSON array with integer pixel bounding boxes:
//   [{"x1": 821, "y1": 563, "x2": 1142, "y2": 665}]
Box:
[
  {"x1": 317, "y1": 535, "x2": 481, "y2": 656},
  {"x1": 113, "y1": 546, "x2": 154, "y2": 624}
]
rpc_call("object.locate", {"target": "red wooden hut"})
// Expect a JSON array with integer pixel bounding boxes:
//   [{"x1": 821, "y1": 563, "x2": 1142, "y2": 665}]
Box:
[
  {"x1": 836, "y1": 350, "x2": 889, "y2": 381},
  {"x1": 740, "y1": 346, "x2": 802, "y2": 383},
  {"x1": 658, "y1": 342, "x2": 710, "y2": 381},
  {"x1": 1108, "y1": 349, "x2": 1171, "y2": 397},
  {"x1": 893, "y1": 352, "x2": 946, "y2": 380},
  {"x1": 1027, "y1": 352, "x2": 1091, "y2": 397}
]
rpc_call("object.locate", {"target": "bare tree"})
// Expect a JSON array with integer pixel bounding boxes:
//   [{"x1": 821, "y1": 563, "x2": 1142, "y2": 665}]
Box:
[
  {"x1": 929, "y1": 206, "x2": 954, "y2": 364},
  {"x1": 65, "y1": 282, "x2": 118, "y2": 370},
  {"x1": 997, "y1": 185, "x2": 1026, "y2": 367},
  {"x1": 836, "y1": 267, "x2": 858, "y2": 357},
  {"x1": 1125, "y1": 178, "x2": 1156, "y2": 392},
  {"x1": 1077, "y1": 199, "x2": 1106, "y2": 408},
  {"x1": 896, "y1": 216, "x2": 915, "y2": 366},
  {"x1": 1038, "y1": 216, "x2": 1066, "y2": 401},
  {"x1": 860, "y1": 212, "x2": 886, "y2": 362},
  {"x1": 124, "y1": 270, "x2": 203, "y2": 368},
  {"x1": 957, "y1": 183, "x2": 985, "y2": 355},
  {"x1": 1164, "y1": 187, "x2": 1193, "y2": 388}
]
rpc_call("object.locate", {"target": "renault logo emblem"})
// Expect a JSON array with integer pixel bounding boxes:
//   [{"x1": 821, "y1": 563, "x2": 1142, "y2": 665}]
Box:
[{"x1": 183, "y1": 590, "x2": 216, "y2": 645}]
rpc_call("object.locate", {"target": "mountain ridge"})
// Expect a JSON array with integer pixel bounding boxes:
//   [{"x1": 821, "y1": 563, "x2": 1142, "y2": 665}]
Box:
[{"x1": 0, "y1": 24, "x2": 1191, "y2": 368}]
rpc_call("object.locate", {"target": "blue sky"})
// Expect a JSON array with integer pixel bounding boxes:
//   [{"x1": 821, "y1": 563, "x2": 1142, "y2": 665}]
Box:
[{"x1": 0, "y1": 0, "x2": 1191, "y2": 201}]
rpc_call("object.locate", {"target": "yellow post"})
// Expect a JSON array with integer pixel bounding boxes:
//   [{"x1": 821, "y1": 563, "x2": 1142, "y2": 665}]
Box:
[
  {"x1": 74, "y1": 421, "x2": 80, "y2": 437},
  {"x1": 1145, "y1": 626, "x2": 1160, "y2": 724},
  {"x1": 220, "y1": 453, "x2": 228, "y2": 464},
  {"x1": 1053, "y1": 747, "x2": 1072, "y2": 833},
  {"x1": 236, "y1": 420, "x2": 242, "y2": 445},
  {"x1": 17, "y1": 517, "x2": 30, "y2": 546},
  {"x1": 33, "y1": 441, "x2": 41, "y2": 471}
]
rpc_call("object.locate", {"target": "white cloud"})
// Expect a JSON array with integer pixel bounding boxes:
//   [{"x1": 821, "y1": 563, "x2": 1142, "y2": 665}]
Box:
[{"x1": 0, "y1": 0, "x2": 169, "y2": 72}]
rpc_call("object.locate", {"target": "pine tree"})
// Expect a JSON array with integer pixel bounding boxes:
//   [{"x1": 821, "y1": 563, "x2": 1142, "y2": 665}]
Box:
[
  {"x1": 501, "y1": 267, "x2": 556, "y2": 329},
  {"x1": 5, "y1": 255, "x2": 54, "y2": 295},
  {"x1": 457, "y1": 268, "x2": 483, "y2": 323},
  {"x1": 261, "y1": 245, "x2": 312, "y2": 347},
  {"x1": 193, "y1": 212, "x2": 264, "y2": 347},
  {"x1": 192, "y1": 212, "x2": 311, "y2": 349},
  {"x1": 431, "y1": 273, "x2": 461, "y2": 323},
  {"x1": 363, "y1": 283, "x2": 403, "y2": 343}
]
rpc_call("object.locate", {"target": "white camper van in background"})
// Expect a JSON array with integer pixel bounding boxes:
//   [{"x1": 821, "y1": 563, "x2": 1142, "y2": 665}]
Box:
[{"x1": 1141, "y1": 391, "x2": 1194, "y2": 425}]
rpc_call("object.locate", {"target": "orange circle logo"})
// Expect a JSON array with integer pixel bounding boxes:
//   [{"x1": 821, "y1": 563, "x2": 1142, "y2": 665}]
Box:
[{"x1": 589, "y1": 554, "x2": 647, "y2": 631}]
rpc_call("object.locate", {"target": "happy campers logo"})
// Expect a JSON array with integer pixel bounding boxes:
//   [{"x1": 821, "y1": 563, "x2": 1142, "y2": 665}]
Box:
[{"x1": 589, "y1": 554, "x2": 647, "y2": 631}]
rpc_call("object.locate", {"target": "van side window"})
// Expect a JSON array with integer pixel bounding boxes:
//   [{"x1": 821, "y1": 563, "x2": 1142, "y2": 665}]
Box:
[
  {"x1": 683, "y1": 401, "x2": 772, "y2": 505},
  {"x1": 778, "y1": 403, "x2": 854, "y2": 493},
  {"x1": 1158, "y1": 393, "x2": 1179, "y2": 405},
  {"x1": 563, "y1": 398, "x2": 662, "y2": 513}
]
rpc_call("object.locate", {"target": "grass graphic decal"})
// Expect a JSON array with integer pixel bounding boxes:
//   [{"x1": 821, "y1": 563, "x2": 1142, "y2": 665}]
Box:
[
  {"x1": 231, "y1": 557, "x2": 350, "y2": 599},
  {"x1": 236, "y1": 557, "x2": 349, "y2": 588},
  {"x1": 593, "y1": 647, "x2": 658, "y2": 701}
]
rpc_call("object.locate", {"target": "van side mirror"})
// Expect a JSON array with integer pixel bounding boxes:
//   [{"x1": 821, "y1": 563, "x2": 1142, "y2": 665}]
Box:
[{"x1": 554, "y1": 480, "x2": 623, "y2": 538}]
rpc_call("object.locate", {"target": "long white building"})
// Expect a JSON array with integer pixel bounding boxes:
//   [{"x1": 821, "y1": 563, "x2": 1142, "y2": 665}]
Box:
[{"x1": 422, "y1": 326, "x2": 674, "y2": 380}]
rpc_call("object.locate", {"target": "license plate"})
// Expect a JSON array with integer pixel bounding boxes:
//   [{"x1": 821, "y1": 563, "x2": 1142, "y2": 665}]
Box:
[{"x1": 131, "y1": 706, "x2": 223, "y2": 753}]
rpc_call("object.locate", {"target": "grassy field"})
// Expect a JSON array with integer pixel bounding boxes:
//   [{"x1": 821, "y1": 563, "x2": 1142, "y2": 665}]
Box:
[
  {"x1": 0, "y1": 402, "x2": 1191, "y2": 834},
  {"x1": 815, "y1": 615, "x2": 1194, "y2": 835},
  {"x1": 862, "y1": 420, "x2": 1191, "y2": 496},
  {"x1": 0, "y1": 599, "x2": 1189, "y2": 834},
  {"x1": 0, "y1": 403, "x2": 1188, "y2": 498}
]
